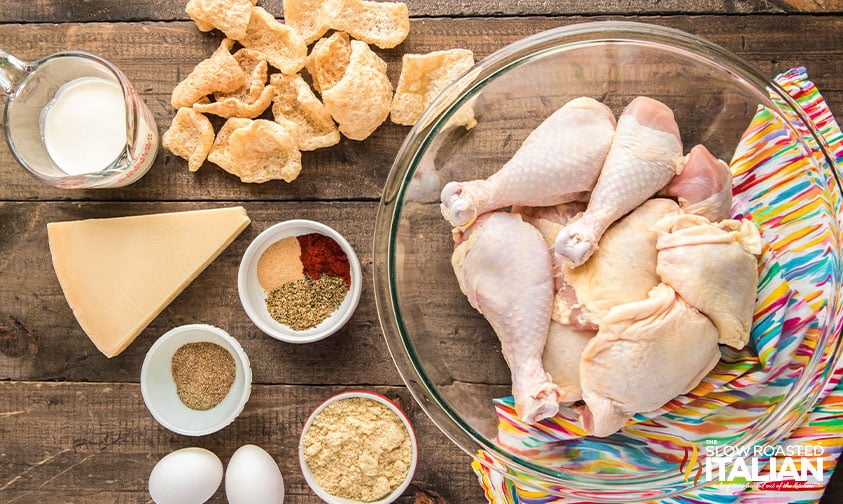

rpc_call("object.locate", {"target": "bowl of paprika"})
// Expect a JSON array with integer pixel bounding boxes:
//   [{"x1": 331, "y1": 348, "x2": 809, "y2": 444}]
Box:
[{"x1": 238, "y1": 219, "x2": 362, "y2": 344}]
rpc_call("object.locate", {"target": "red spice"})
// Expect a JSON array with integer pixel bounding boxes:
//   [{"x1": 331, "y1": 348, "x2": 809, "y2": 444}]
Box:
[{"x1": 297, "y1": 233, "x2": 351, "y2": 289}]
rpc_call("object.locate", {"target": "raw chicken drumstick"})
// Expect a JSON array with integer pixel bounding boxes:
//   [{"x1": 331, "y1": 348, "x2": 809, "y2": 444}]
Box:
[
  {"x1": 665, "y1": 144, "x2": 733, "y2": 222},
  {"x1": 654, "y1": 213, "x2": 762, "y2": 349},
  {"x1": 555, "y1": 96, "x2": 684, "y2": 267},
  {"x1": 451, "y1": 211, "x2": 561, "y2": 423},
  {"x1": 440, "y1": 97, "x2": 616, "y2": 230},
  {"x1": 579, "y1": 284, "x2": 721, "y2": 437}
]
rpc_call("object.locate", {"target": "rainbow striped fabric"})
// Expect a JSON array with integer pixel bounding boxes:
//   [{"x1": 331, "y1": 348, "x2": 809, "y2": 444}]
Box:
[{"x1": 471, "y1": 67, "x2": 843, "y2": 503}]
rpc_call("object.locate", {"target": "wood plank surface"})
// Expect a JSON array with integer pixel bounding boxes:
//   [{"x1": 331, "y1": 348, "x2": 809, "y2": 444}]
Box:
[
  {"x1": 0, "y1": 382, "x2": 486, "y2": 503},
  {"x1": 1, "y1": 16, "x2": 842, "y2": 202},
  {"x1": 5, "y1": 0, "x2": 843, "y2": 24}
]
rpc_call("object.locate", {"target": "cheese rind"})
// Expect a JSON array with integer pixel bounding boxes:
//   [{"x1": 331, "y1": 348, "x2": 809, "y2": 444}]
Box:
[{"x1": 48, "y1": 206, "x2": 251, "y2": 357}]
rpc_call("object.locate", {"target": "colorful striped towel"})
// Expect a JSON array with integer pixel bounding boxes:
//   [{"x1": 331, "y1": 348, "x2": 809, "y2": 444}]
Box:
[{"x1": 471, "y1": 67, "x2": 843, "y2": 504}]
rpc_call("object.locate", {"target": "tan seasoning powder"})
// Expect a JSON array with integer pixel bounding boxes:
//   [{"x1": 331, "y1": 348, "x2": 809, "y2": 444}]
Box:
[
  {"x1": 303, "y1": 397, "x2": 412, "y2": 501},
  {"x1": 171, "y1": 342, "x2": 236, "y2": 410},
  {"x1": 257, "y1": 236, "x2": 305, "y2": 291}
]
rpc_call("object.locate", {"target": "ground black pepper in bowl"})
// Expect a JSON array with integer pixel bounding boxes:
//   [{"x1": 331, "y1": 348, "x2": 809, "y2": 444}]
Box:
[{"x1": 171, "y1": 341, "x2": 236, "y2": 410}]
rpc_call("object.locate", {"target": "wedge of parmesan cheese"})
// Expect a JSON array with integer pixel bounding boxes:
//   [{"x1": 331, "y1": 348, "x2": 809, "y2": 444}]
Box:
[{"x1": 47, "y1": 206, "x2": 251, "y2": 357}]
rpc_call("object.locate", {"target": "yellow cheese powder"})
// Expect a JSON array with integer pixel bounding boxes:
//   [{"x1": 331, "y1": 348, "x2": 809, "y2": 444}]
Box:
[{"x1": 303, "y1": 396, "x2": 412, "y2": 501}]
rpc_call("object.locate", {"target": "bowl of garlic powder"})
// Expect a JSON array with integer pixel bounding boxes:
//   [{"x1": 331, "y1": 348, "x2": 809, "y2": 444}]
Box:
[{"x1": 299, "y1": 391, "x2": 418, "y2": 503}]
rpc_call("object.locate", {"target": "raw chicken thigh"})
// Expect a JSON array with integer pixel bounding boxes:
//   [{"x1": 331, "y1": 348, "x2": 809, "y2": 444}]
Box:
[
  {"x1": 666, "y1": 144, "x2": 733, "y2": 221},
  {"x1": 542, "y1": 322, "x2": 595, "y2": 403},
  {"x1": 451, "y1": 211, "x2": 561, "y2": 423},
  {"x1": 440, "y1": 97, "x2": 616, "y2": 230},
  {"x1": 564, "y1": 198, "x2": 681, "y2": 322},
  {"x1": 655, "y1": 214, "x2": 762, "y2": 349},
  {"x1": 555, "y1": 97, "x2": 684, "y2": 266},
  {"x1": 579, "y1": 284, "x2": 720, "y2": 437}
]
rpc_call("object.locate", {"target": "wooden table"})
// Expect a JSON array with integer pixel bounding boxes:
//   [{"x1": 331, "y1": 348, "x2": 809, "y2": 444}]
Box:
[{"x1": 1, "y1": 1, "x2": 842, "y2": 502}]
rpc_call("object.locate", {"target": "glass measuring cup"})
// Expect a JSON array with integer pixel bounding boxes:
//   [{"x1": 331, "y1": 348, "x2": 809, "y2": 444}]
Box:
[{"x1": 1, "y1": 49, "x2": 159, "y2": 188}]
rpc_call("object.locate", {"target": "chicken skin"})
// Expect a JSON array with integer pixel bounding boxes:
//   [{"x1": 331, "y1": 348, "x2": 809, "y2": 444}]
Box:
[
  {"x1": 542, "y1": 321, "x2": 595, "y2": 404},
  {"x1": 512, "y1": 202, "x2": 598, "y2": 330},
  {"x1": 564, "y1": 198, "x2": 681, "y2": 322},
  {"x1": 666, "y1": 144, "x2": 733, "y2": 221}
]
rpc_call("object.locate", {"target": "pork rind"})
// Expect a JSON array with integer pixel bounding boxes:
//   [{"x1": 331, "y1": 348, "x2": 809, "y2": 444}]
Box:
[
  {"x1": 284, "y1": 0, "x2": 408, "y2": 49},
  {"x1": 391, "y1": 49, "x2": 475, "y2": 126},
  {"x1": 238, "y1": 7, "x2": 307, "y2": 75},
  {"x1": 273, "y1": 115, "x2": 302, "y2": 140},
  {"x1": 208, "y1": 119, "x2": 301, "y2": 182},
  {"x1": 305, "y1": 31, "x2": 353, "y2": 94},
  {"x1": 162, "y1": 108, "x2": 215, "y2": 172},
  {"x1": 185, "y1": 0, "x2": 257, "y2": 39},
  {"x1": 192, "y1": 18, "x2": 216, "y2": 32},
  {"x1": 233, "y1": 120, "x2": 303, "y2": 183},
  {"x1": 283, "y1": 0, "x2": 342, "y2": 45},
  {"x1": 309, "y1": 36, "x2": 392, "y2": 140},
  {"x1": 171, "y1": 39, "x2": 246, "y2": 109},
  {"x1": 270, "y1": 73, "x2": 340, "y2": 151},
  {"x1": 194, "y1": 85, "x2": 275, "y2": 118},
  {"x1": 215, "y1": 48, "x2": 269, "y2": 103},
  {"x1": 208, "y1": 117, "x2": 253, "y2": 172},
  {"x1": 195, "y1": 48, "x2": 275, "y2": 118},
  {"x1": 335, "y1": 0, "x2": 410, "y2": 49}
]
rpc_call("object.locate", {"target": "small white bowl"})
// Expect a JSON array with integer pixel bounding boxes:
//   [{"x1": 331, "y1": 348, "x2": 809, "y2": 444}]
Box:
[
  {"x1": 238, "y1": 219, "x2": 362, "y2": 344},
  {"x1": 140, "y1": 324, "x2": 252, "y2": 436},
  {"x1": 298, "y1": 391, "x2": 418, "y2": 504}
]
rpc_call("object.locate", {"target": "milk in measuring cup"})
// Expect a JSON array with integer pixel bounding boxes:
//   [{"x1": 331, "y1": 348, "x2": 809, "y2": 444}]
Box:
[
  {"x1": 3, "y1": 49, "x2": 159, "y2": 188},
  {"x1": 41, "y1": 77, "x2": 128, "y2": 176}
]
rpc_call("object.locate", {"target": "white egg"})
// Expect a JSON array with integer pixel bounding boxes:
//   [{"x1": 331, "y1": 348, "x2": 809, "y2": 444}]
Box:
[
  {"x1": 225, "y1": 444, "x2": 285, "y2": 504},
  {"x1": 149, "y1": 447, "x2": 223, "y2": 504}
]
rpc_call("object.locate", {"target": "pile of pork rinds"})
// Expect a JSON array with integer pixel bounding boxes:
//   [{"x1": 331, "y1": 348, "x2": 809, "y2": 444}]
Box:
[{"x1": 162, "y1": 0, "x2": 475, "y2": 183}]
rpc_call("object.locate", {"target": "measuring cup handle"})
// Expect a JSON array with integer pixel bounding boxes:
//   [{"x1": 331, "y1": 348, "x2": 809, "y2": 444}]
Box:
[{"x1": 0, "y1": 49, "x2": 30, "y2": 96}]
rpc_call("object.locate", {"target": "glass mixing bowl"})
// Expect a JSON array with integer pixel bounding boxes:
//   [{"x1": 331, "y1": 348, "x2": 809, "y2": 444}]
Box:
[{"x1": 374, "y1": 21, "x2": 843, "y2": 501}]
